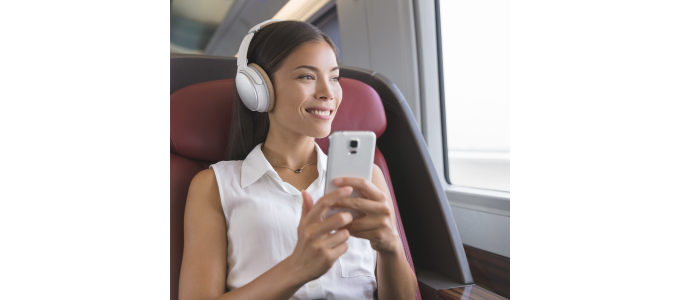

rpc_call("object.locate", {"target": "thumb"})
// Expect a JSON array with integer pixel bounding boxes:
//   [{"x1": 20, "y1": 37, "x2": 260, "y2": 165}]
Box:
[{"x1": 300, "y1": 190, "x2": 313, "y2": 219}]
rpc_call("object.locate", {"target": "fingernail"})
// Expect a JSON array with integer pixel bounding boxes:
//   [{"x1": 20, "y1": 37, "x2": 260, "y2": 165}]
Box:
[
  {"x1": 334, "y1": 178, "x2": 343, "y2": 185},
  {"x1": 343, "y1": 186, "x2": 353, "y2": 194}
]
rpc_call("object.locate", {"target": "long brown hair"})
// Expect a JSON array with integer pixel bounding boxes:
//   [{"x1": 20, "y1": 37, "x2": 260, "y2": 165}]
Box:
[{"x1": 225, "y1": 21, "x2": 339, "y2": 161}]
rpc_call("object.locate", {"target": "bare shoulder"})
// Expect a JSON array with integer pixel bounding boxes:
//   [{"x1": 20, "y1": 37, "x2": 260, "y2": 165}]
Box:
[
  {"x1": 187, "y1": 168, "x2": 222, "y2": 211},
  {"x1": 191, "y1": 168, "x2": 215, "y2": 185}
]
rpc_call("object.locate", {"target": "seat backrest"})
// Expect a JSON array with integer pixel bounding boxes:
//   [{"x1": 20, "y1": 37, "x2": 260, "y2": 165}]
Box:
[{"x1": 171, "y1": 77, "x2": 421, "y2": 300}]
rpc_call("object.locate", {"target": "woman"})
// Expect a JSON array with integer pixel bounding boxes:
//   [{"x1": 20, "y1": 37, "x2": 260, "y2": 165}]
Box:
[{"x1": 179, "y1": 20, "x2": 417, "y2": 300}]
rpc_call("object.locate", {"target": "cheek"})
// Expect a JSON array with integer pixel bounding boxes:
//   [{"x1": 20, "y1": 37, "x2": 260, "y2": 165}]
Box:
[
  {"x1": 277, "y1": 84, "x2": 308, "y2": 109},
  {"x1": 335, "y1": 87, "x2": 343, "y2": 103}
]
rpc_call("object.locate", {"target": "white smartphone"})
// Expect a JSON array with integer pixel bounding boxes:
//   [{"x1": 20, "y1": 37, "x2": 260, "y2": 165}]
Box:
[{"x1": 322, "y1": 131, "x2": 376, "y2": 221}]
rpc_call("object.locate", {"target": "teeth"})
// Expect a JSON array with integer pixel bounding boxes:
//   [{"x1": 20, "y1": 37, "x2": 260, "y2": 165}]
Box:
[{"x1": 309, "y1": 110, "x2": 331, "y2": 116}]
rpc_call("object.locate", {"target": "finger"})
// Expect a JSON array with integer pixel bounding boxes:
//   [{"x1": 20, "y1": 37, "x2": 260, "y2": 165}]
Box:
[
  {"x1": 299, "y1": 190, "x2": 313, "y2": 223},
  {"x1": 327, "y1": 240, "x2": 349, "y2": 259},
  {"x1": 348, "y1": 229, "x2": 380, "y2": 242},
  {"x1": 322, "y1": 228, "x2": 350, "y2": 249},
  {"x1": 339, "y1": 216, "x2": 387, "y2": 233},
  {"x1": 348, "y1": 228, "x2": 400, "y2": 246},
  {"x1": 310, "y1": 212, "x2": 354, "y2": 241},
  {"x1": 331, "y1": 197, "x2": 388, "y2": 217},
  {"x1": 306, "y1": 186, "x2": 353, "y2": 222},
  {"x1": 333, "y1": 178, "x2": 385, "y2": 202}
]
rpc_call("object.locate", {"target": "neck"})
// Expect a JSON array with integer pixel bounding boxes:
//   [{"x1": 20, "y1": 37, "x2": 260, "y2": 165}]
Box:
[{"x1": 261, "y1": 125, "x2": 317, "y2": 169}]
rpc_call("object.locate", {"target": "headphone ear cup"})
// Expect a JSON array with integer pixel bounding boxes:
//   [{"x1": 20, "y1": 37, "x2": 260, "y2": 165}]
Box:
[
  {"x1": 235, "y1": 67, "x2": 261, "y2": 111},
  {"x1": 248, "y1": 63, "x2": 275, "y2": 112}
]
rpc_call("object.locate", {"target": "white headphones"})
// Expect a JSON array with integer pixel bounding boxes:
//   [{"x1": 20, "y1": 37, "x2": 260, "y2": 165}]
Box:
[{"x1": 235, "y1": 19, "x2": 285, "y2": 112}]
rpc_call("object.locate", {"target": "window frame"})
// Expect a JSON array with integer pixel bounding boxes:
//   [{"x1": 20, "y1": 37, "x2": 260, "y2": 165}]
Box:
[{"x1": 419, "y1": 0, "x2": 510, "y2": 217}]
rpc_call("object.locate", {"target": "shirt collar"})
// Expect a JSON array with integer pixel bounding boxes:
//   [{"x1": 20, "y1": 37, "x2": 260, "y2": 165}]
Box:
[{"x1": 240, "y1": 142, "x2": 327, "y2": 189}]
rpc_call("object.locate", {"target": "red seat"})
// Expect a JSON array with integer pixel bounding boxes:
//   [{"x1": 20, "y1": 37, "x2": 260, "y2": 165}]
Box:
[{"x1": 171, "y1": 77, "x2": 421, "y2": 300}]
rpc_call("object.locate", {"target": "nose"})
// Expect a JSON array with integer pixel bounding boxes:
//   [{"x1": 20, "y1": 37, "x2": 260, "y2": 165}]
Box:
[{"x1": 316, "y1": 79, "x2": 334, "y2": 101}]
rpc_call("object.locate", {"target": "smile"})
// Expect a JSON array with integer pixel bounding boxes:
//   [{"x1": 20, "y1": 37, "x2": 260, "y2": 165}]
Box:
[{"x1": 305, "y1": 108, "x2": 333, "y2": 120}]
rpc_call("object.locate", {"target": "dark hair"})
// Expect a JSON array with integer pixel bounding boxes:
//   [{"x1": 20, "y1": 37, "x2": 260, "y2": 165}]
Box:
[{"x1": 225, "y1": 21, "x2": 339, "y2": 161}]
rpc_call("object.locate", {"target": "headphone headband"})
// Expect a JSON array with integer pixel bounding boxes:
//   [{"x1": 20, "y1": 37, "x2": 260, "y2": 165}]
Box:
[{"x1": 236, "y1": 19, "x2": 284, "y2": 73}]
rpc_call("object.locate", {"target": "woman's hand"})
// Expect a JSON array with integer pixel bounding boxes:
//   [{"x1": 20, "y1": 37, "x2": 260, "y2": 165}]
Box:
[
  {"x1": 286, "y1": 187, "x2": 355, "y2": 283},
  {"x1": 331, "y1": 177, "x2": 401, "y2": 255}
]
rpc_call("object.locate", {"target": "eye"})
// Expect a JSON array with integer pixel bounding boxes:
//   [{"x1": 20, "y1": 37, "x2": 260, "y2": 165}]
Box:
[
  {"x1": 332, "y1": 76, "x2": 341, "y2": 82},
  {"x1": 299, "y1": 74, "x2": 314, "y2": 80}
]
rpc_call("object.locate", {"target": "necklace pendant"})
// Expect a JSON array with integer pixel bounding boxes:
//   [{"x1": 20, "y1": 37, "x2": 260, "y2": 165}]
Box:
[{"x1": 295, "y1": 169, "x2": 302, "y2": 173}]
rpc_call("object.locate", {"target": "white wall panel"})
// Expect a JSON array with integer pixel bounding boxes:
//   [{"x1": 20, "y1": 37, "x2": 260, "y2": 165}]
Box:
[
  {"x1": 450, "y1": 205, "x2": 510, "y2": 257},
  {"x1": 336, "y1": 0, "x2": 422, "y2": 129}
]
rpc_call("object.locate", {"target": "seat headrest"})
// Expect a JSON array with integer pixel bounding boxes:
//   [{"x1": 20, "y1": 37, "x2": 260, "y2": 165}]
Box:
[{"x1": 170, "y1": 78, "x2": 386, "y2": 161}]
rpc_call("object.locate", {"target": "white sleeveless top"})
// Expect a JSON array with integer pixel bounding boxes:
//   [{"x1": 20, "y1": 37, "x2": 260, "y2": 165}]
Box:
[{"x1": 209, "y1": 143, "x2": 378, "y2": 300}]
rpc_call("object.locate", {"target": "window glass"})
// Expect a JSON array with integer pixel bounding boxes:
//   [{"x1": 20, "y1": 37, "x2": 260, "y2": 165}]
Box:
[
  {"x1": 170, "y1": 0, "x2": 235, "y2": 54},
  {"x1": 170, "y1": 0, "x2": 340, "y2": 56},
  {"x1": 438, "y1": 0, "x2": 510, "y2": 191}
]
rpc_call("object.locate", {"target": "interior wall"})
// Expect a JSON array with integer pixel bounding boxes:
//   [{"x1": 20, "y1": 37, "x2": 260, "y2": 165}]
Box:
[
  {"x1": 336, "y1": 0, "x2": 422, "y2": 130},
  {"x1": 312, "y1": 8, "x2": 343, "y2": 60},
  {"x1": 452, "y1": 207, "x2": 510, "y2": 257}
]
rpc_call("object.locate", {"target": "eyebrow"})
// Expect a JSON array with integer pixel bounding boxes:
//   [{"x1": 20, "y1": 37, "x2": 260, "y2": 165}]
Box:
[{"x1": 293, "y1": 65, "x2": 340, "y2": 72}]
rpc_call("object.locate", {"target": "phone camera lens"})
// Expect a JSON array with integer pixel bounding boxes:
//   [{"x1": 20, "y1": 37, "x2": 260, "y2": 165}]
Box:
[{"x1": 350, "y1": 140, "x2": 358, "y2": 148}]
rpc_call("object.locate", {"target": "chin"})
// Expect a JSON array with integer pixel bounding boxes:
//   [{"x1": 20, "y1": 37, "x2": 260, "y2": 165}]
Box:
[{"x1": 306, "y1": 126, "x2": 332, "y2": 139}]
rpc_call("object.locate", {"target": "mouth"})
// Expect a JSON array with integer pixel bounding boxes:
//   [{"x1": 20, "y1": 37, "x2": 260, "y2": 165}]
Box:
[{"x1": 305, "y1": 107, "x2": 334, "y2": 120}]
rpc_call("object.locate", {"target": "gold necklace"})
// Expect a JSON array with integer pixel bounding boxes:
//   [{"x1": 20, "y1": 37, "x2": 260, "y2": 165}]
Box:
[{"x1": 270, "y1": 162, "x2": 317, "y2": 173}]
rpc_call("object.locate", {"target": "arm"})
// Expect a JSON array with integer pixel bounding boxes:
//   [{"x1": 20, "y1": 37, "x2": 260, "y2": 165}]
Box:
[
  {"x1": 178, "y1": 169, "x2": 307, "y2": 300},
  {"x1": 371, "y1": 165, "x2": 418, "y2": 300}
]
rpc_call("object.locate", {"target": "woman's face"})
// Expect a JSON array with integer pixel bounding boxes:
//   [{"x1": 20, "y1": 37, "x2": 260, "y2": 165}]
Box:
[{"x1": 270, "y1": 41, "x2": 342, "y2": 138}]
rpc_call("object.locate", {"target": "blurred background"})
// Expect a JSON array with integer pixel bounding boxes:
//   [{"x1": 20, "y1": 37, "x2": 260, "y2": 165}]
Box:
[{"x1": 170, "y1": 0, "x2": 510, "y2": 194}]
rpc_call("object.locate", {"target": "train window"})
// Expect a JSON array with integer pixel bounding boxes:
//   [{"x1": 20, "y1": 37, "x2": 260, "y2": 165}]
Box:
[
  {"x1": 170, "y1": 0, "x2": 339, "y2": 57},
  {"x1": 170, "y1": 0, "x2": 234, "y2": 54},
  {"x1": 437, "y1": 0, "x2": 510, "y2": 192}
]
